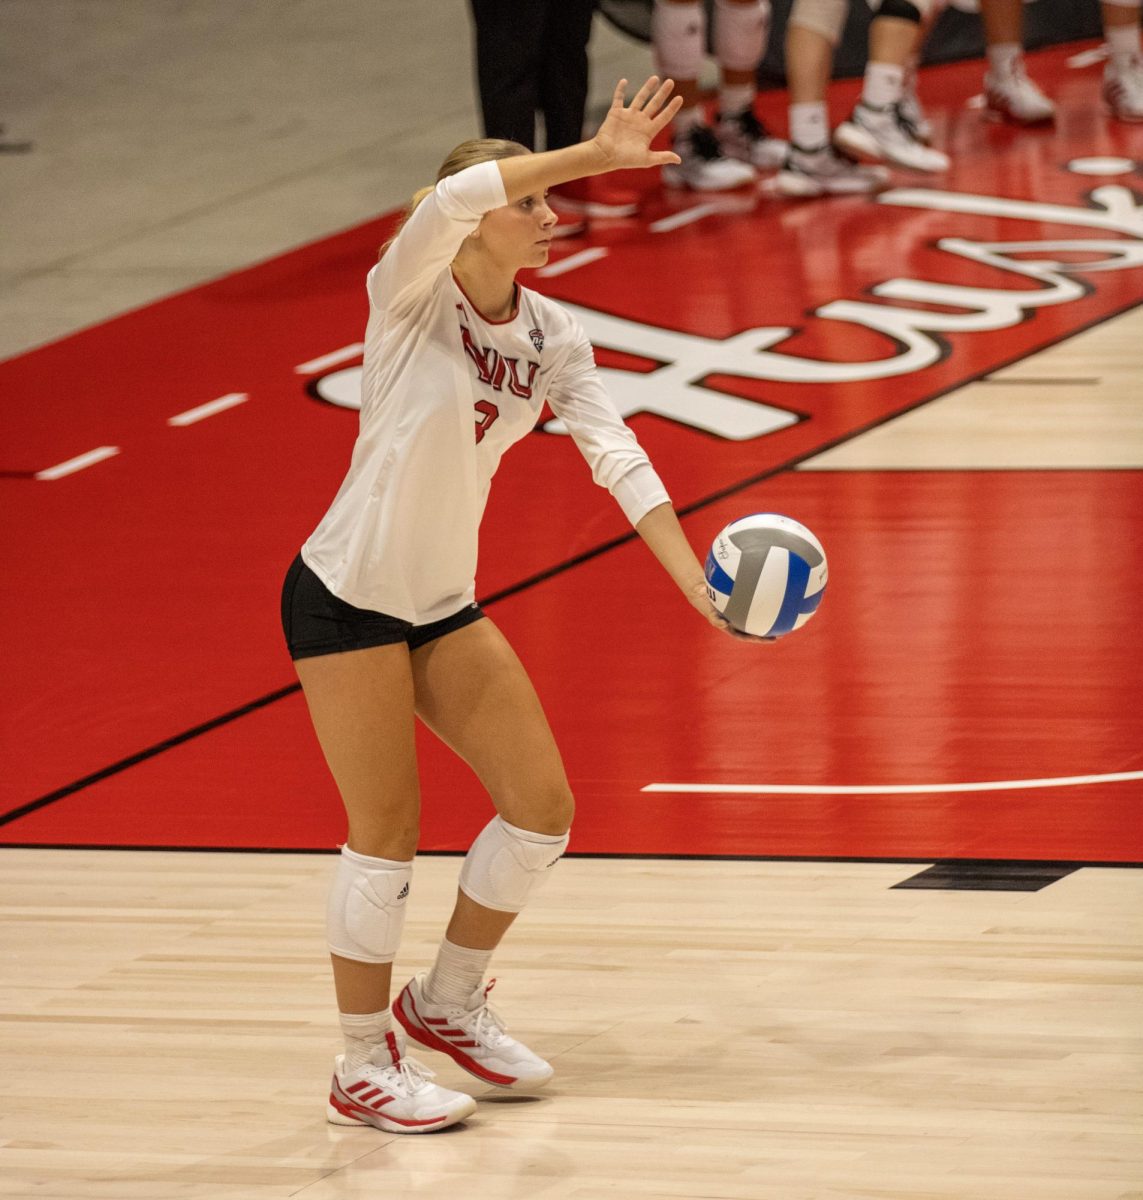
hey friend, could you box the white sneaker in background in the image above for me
[715,106,788,170]
[773,143,889,197]
[834,102,950,173]
[1103,56,1143,123]
[983,65,1056,124]
[662,124,757,191]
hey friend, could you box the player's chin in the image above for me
[533,241,553,264]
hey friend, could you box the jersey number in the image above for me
[474,399,499,444]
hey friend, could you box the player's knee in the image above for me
[347,813,420,862]
[326,846,413,964]
[714,0,770,73]
[652,0,705,79]
[502,783,574,837]
[459,815,570,913]
[788,0,849,45]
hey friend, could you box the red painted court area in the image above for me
[2,44,1141,861]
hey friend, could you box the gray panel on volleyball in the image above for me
[723,528,823,631]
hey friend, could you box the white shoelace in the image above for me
[459,998,509,1047]
[364,1053,436,1094]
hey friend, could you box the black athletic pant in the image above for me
[468,0,596,151]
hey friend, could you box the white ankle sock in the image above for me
[1107,23,1142,70]
[863,61,905,109]
[789,101,828,150]
[718,82,755,116]
[424,938,494,1008]
[339,1009,392,1072]
[987,42,1022,77]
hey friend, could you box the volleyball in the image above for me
[704,513,827,639]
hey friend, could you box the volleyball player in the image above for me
[651,0,787,190]
[776,0,948,197]
[280,76,750,1135]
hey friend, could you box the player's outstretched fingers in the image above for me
[643,77,676,118]
[649,93,685,137]
[610,79,629,110]
[630,75,661,111]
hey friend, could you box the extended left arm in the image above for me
[635,502,728,631]
[548,329,755,640]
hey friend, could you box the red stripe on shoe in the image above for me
[381,1111,451,1129]
[329,1091,364,1123]
[331,1080,450,1129]
[394,987,517,1087]
[337,1096,446,1128]
[358,1087,381,1101]
[346,1080,370,1095]
[330,1092,380,1122]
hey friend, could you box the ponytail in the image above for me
[380,138,530,256]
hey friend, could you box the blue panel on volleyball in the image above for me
[767,553,818,638]
[704,553,735,597]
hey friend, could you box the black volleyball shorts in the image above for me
[280,553,486,661]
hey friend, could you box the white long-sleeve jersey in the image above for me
[301,159,670,624]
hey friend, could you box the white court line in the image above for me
[294,343,364,375]
[643,771,1143,796]
[168,392,248,427]
[649,203,722,234]
[35,446,120,480]
[536,247,609,277]
[1068,46,1107,69]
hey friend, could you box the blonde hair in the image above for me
[380,137,530,256]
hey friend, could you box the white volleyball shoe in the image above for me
[326,1029,477,1134]
[394,974,554,1090]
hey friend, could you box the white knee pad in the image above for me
[788,0,849,46]
[458,816,570,914]
[715,0,770,72]
[652,0,705,79]
[326,846,412,964]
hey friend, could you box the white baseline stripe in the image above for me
[35,446,120,480]
[649,203,721,233]
[295,343,365,375]
[643,771,1143,796]
[1067,46,1107,69]
[168,392,248,427]
[536,247,609,277]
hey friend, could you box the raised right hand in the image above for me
[591,76,685,172]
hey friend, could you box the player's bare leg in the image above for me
[776,5,889,195]
[654,0,757,188]
[979,0,1056,122]
[294,644,477,1131]
[392,618,573,1088]
[834,2,949,172]
[1101,0,1143,121]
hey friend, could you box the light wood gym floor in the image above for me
[3,3,1141,1198]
